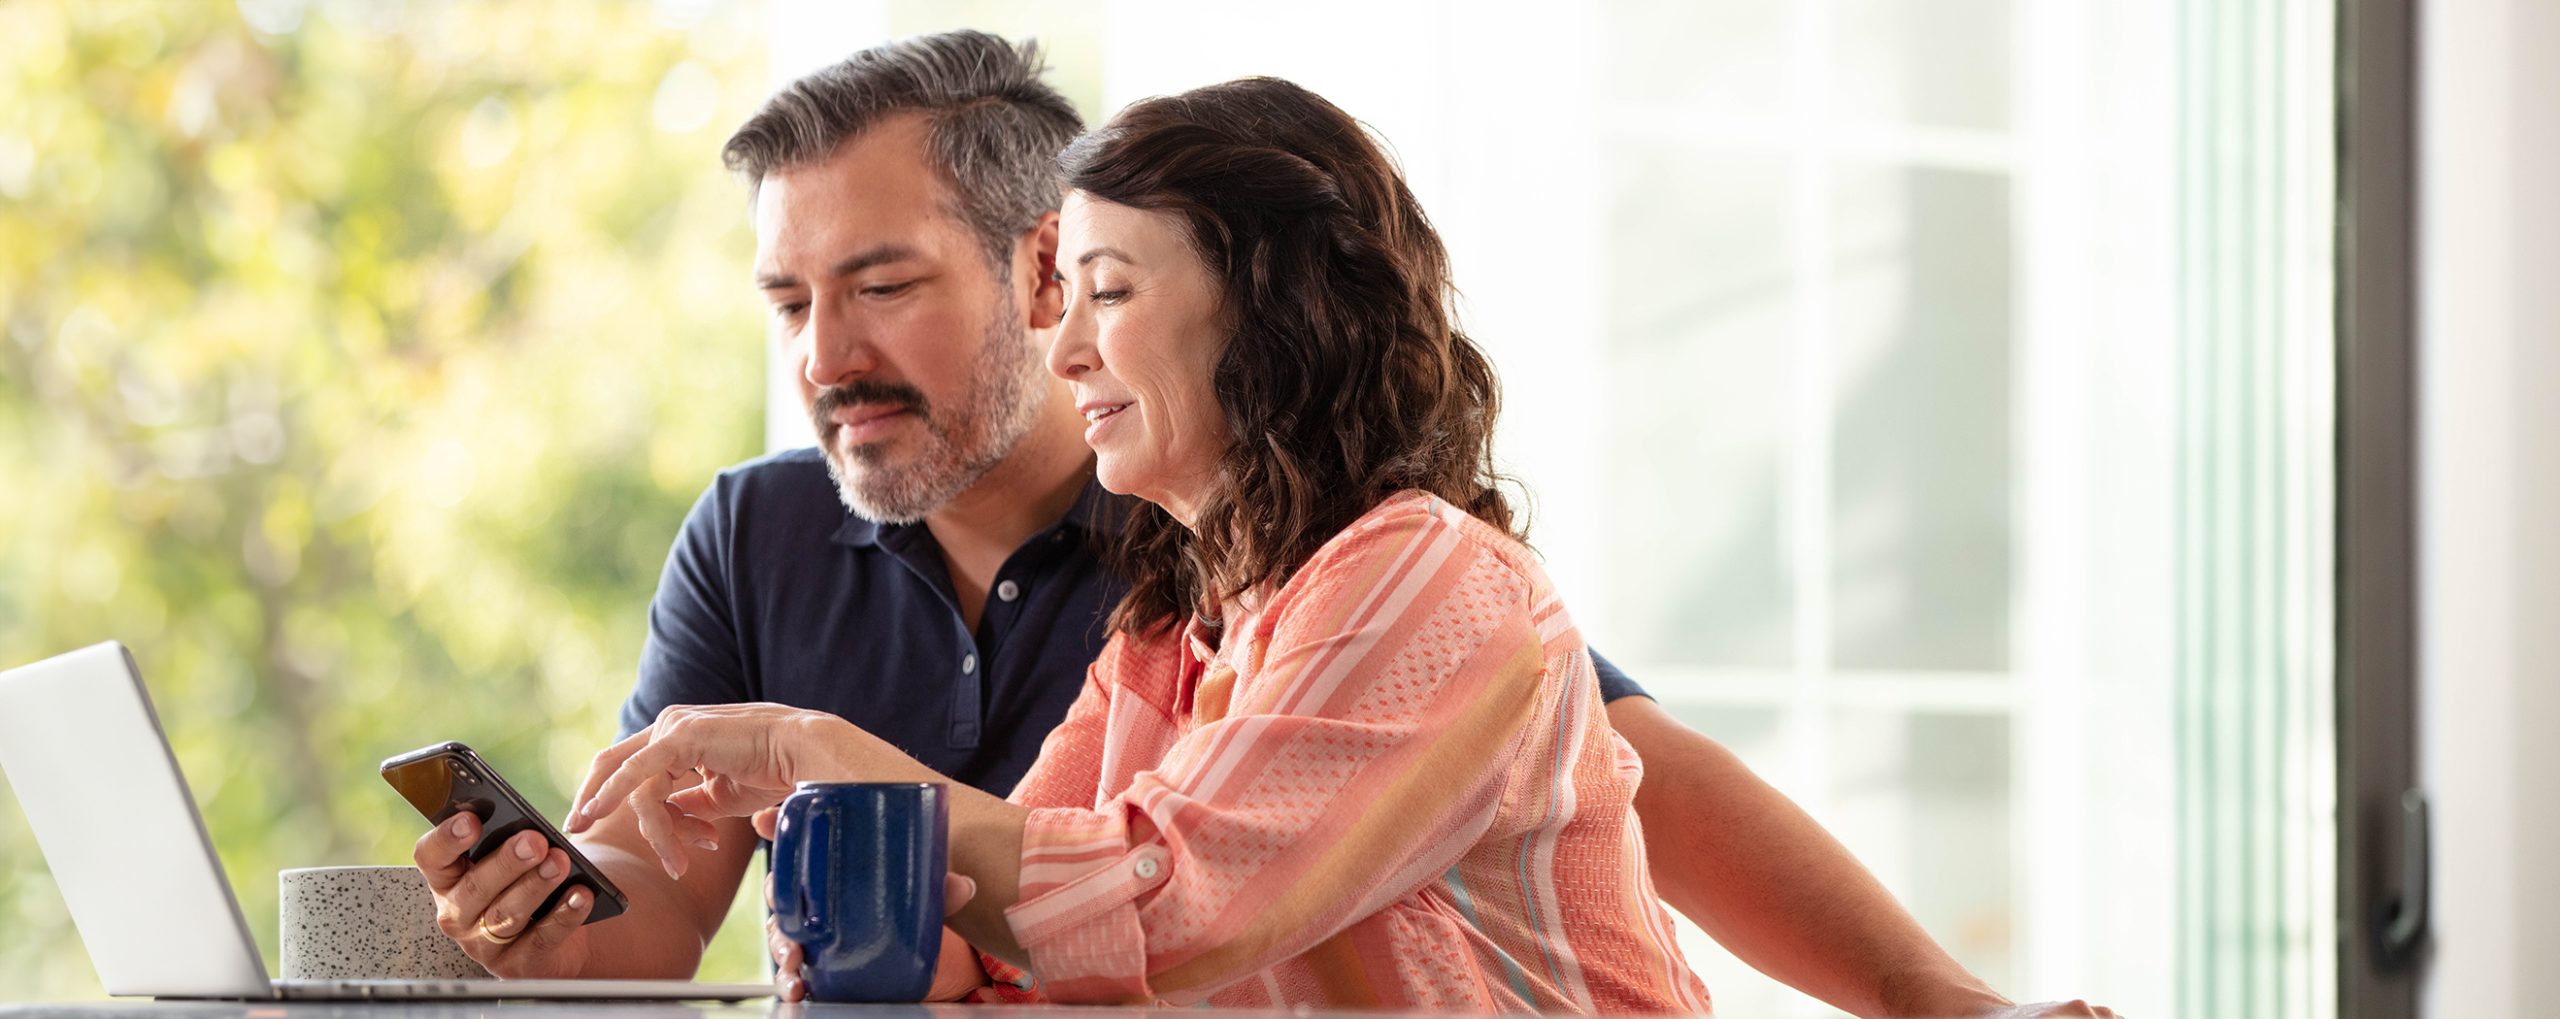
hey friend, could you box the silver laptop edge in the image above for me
[0,642,766,1002]
[274,978,767,1001]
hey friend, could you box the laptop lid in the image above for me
[0,642,275,999]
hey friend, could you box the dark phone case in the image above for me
[380,741,630,926]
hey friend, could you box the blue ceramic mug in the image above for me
[771,781,949,1002]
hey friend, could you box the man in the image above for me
[412,30,2091,1019]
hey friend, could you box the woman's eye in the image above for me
[1090,289,1128,305]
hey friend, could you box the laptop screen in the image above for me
[0,642,275,999]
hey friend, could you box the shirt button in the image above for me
[962,654,978,674]
[1133,858,1160,880]
[996,580,1021,602]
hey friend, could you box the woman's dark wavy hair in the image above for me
[1058,77,1520,637]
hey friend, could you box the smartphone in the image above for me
[380,741,629,926]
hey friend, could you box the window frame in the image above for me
[2335,0,2422,1014]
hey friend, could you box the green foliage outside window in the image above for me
[0,1,779,997]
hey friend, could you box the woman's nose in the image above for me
[1047,303,1097,380]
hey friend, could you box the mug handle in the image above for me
[772,796,832,941]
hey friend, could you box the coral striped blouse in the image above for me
[982,491,1711,1012]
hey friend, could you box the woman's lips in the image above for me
[1080,402,1130,445]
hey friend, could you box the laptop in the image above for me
[0,641,770,1001]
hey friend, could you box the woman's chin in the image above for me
[1098,471,1203,526]
[1092,460,1146,499]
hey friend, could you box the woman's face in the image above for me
[1048,191,1231,525]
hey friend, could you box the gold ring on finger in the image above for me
[476,917,521,946]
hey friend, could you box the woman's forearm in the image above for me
[1606,697,2010,1019]
[940,788,1029,964]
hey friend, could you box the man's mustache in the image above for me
[811,380,930,435]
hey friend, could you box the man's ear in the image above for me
[1024,211,1064,330]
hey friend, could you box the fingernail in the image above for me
[539,859,563,880]
[692,838,719,852]
[566,889,587,909]
[450,815,473,839]
[514,835,540,861]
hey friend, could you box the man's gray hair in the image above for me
[722,30,1083,269]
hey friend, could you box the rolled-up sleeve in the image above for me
[1003,807,1172,1002]
[997,500,1550,1004]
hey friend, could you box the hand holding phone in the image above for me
[382,741,630,928]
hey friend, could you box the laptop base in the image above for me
[264,978,770,1001]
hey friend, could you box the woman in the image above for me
[571,76,1710,1012]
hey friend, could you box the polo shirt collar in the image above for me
[831,512,884,548]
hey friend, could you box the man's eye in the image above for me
[860,281,916,298]
[771,301,808,320]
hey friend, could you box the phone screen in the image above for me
[380,741,629,926]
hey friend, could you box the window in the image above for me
[0,1,2344,1007]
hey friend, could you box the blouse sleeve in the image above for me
[1002,660,1116,813]
[1000,499,1550,1004]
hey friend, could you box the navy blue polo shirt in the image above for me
[620,447,1646,797]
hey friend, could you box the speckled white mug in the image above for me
[279,865,490,981]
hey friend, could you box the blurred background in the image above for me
[0,0,773,998]
[0,1,2349,1016]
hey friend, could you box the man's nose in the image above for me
[802,304,878,388]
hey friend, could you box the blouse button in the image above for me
[1133,858,1161,880]
[996,580,1021,602]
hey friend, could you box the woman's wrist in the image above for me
[784,712,867,785]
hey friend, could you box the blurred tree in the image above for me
[0,0,773,998]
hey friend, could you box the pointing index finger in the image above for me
[567,730,653,833]
[573,736,694,832]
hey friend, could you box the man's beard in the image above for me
[811,289,1047,524]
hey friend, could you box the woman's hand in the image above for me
[565,702,868,878]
